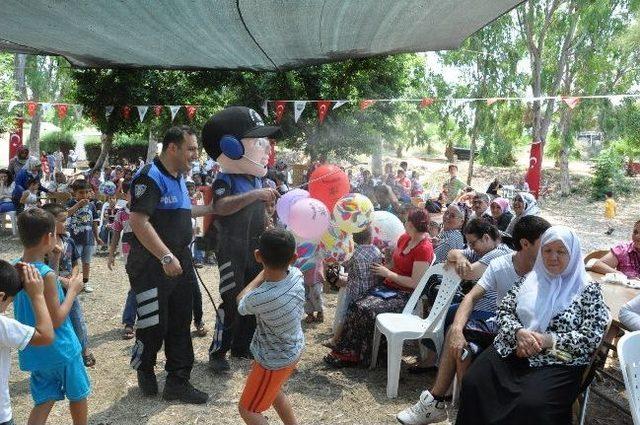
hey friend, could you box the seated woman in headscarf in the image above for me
[489,197,514,232]
[324,209,434,367]
[455,226,610,425]
[504,192,540,236]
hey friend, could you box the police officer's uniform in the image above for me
[208,172,265,358]
[127,157,196,383]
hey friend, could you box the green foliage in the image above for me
[0,53,16,132]
[39,131,76,154]
[590,146,632,199]
[84,133,149,163]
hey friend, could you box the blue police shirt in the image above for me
[128,158,193,263]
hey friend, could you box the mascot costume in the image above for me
[202,106,280,372]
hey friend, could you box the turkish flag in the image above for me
[122,105,132,120]
[153,105,163,117]
[27,101,37,117]
[185,105,198,121]
[9,117,24,159]
[359,99,376,110]
[419,98,434,108]
[317,101,332,124]
[56,104,68,120]
[562,97,580,110]
[274,101,286,123]
[525,140,544,198]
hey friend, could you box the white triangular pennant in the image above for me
[105,106,114,118]
[137,105,149,122]
[7,101,20,112]
[609,95,625,107]
[294,101,306,123]
[332,100,348,110]
[74,105,83,120]
[169,105,181,121]
[41,102,52,114]
[261,100,269,117]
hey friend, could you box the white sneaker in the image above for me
[83,284,94,293]
[397,390,448,425]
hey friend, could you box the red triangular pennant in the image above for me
[122,105,132,120]
[274,101,286,124]
[55,104,68,119]
[27,101,37,117]
[359,99,376,110]
[316,101,332,124]
[419,98,434,108]
[562,97,580,110]
[153,105,163,117]
[185,105,198,121]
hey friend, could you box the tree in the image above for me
[0,53,16,132]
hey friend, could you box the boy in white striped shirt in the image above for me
[237,228,305,425]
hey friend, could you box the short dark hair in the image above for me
[17,208,55,248]
[512,216,552,251]
[407,208,431,233]
[258,228,296,269]
[186,181,195,188]
[25,176,38,188]
[70,179,91,192]
[162,125,196,151]
[353,226,372,245]
[605,191,613,197]
[463,218,500,242]
[41,203,66,218]
[0,260,22,299]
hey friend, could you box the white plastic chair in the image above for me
[619,330,640,424]
[2,210,17,236]
[370,263,461,398]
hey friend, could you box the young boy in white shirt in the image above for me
[0,260,54,425]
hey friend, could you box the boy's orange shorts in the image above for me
[239,361,297,413]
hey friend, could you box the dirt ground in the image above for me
[3,161,639,424]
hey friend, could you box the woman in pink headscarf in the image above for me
[489,197,513,232]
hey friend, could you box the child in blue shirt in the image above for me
[66,179,103,293]
[13,208,90,424]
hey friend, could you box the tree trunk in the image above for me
[28,107,42,154]
[13,54,27,100]
[146,129,158,163]
[371,137,383,176]
[395,145,403,158]
[93,132,113,172]
[467,109,480,186]
[558,116,572,195]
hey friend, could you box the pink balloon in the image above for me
[276,189,310,226]
[288,198,330,241]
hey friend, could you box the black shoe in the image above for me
[407,365,438,375]
[230,350,253,359]
[209,353,230,372]
[162,380,209,404]
[137,370,158,396]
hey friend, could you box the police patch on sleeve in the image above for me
[135,184,147,198]
[215,187,226,196]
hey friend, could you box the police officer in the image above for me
[127,126,211,404]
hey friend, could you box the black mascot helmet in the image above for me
[201,106,280,161]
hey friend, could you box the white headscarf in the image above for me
[516,226,588,332]
[517,192,540,217]
[24,156,41,173]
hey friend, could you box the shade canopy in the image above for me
[0,0,523,71]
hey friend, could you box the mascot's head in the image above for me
[202,106,280,177]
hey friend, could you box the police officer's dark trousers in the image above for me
[129,250,195,383]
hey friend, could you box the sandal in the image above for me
[122,325,135,340]
[83,353,96,368]
[195,323,208,337]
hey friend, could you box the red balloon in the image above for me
[308,164,350,211]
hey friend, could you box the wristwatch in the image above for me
[161,253,174,265]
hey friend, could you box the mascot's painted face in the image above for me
[218,137,270,177]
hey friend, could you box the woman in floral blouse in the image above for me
[455,226,610,425]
